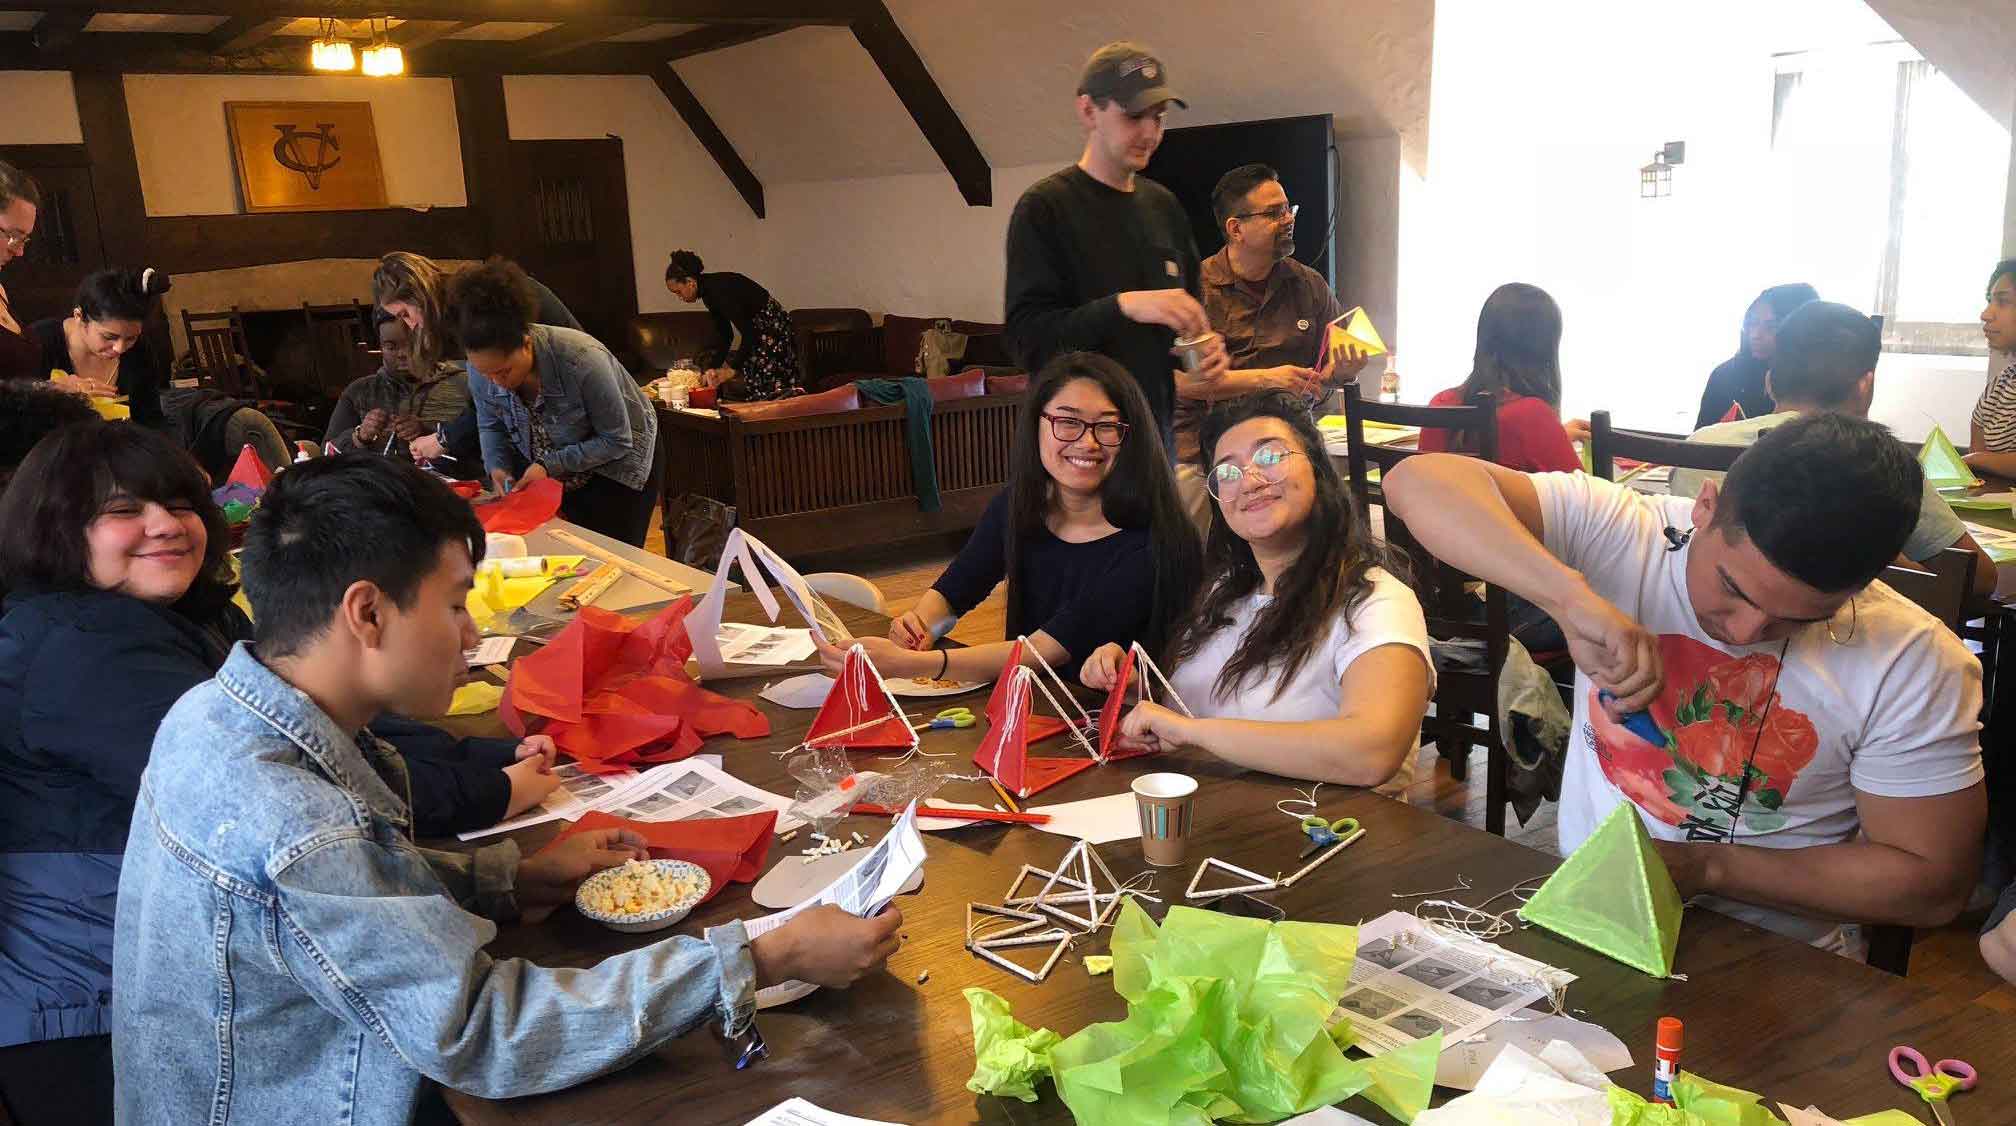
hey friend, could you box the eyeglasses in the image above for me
[1040,412,1131,447]
[1234,203,1298,224]
[0,226,30,250]
[1207,443,1304,500]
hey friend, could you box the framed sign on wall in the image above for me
[224,100,388,213]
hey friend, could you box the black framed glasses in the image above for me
[1207,443,1304,500]
[1040,412,1131,447]
[0,226,30,250]
[1234,203,1298,224]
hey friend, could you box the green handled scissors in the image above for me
[922,707,975,731]
[1299,815,1361,857]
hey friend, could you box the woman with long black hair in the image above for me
[1418,282,1579,473]
[28,267,171,427]
[820,351,1201,682]
[1695,282,1819,428]
[1081,391,1431,785]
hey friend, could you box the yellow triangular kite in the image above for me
[1322,306,1387,369]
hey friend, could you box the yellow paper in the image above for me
[465,554,585,622]
[446,680,504,716]
[1342,306,1388,355]
[89,397,131,421]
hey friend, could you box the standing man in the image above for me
[1004,41,1229,450]
[1174,163,1372,522]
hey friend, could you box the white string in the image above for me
[1275,782,1323,822]
[1391,875,1474,899]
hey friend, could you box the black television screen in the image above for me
[1142,113,1335,286]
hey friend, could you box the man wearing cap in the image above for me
[1004,41,1229,449]
[1172,162,1373,524]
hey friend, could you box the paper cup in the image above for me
[1174,332,1220,373]
[1131,772,1198,867]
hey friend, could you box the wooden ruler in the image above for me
[557,564,622,610]
[546,529,691,598]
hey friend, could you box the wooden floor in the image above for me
[646,517,2016,1013]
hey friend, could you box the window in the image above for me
[1770,43,2009,355]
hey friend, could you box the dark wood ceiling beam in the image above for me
[656,23,788,62]
[649,66,763,218]
[390,20,480,49]
[848,1,989,206]
[518,19,651,60]
[31,10,89,53]
[0,0,860,24]
[0,31,740,76]
[208,15,293,54]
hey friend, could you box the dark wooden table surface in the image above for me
[442,595,2015,1125]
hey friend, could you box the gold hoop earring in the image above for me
[1826,595,1857,645]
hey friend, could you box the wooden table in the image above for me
[442,596,2016,1125]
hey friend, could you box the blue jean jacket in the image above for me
[113,644,755,1125]
[470,323,659,491]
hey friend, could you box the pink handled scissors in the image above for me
[1889,1045,1976,1125]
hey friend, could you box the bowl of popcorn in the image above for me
[575,858,711,933]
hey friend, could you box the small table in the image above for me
[440,596,2016,1126]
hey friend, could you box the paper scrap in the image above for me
[465,636,516,666]
[1779,1107,1851,1126]
[457,757,790,841]
[761,672,836,709]
[740,1097,901,1126]
[1435,1008,1632,1090]
[446,680,504,716]
[1025,792,1140,845]
[747,802,926,1009]
[1416,1043,1613,1125]
[1338,910,1574,1057]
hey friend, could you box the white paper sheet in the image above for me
[686,529,852,678]
[741,1098,901,1126]
[455,756,781,840]
[455,761,650,840]
[1776,1106,1852,1126]
[464,636,517,666]
[1434,1008,1632,1090]
[761,673,836,709]
[1335,911,1572,1057]
[747,802,927,1009]
[717,622,817,666]
[1414,1043,1614,1125]
[1026,792,1140,845]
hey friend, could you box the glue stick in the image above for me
[1651,1016,1683,1104]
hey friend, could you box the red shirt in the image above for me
[1418,389,1580,473]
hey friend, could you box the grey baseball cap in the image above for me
[1078,42,1187,113]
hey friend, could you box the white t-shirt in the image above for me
[1169,568,1434,722]
[1534,472,1983,942]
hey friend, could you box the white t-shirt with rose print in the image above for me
[1532,472,1982,944]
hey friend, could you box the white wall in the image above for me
[122,74,466,216]
[0,72,82,144]
[503,73,765,319]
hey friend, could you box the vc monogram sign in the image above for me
[270,123,344,190]
[226,101,386,213]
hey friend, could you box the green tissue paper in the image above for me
[964,987,1061,1102]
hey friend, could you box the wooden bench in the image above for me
[657,390,1022,557]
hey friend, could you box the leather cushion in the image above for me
[721,384,860,421]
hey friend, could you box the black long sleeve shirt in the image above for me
[29,317,166,429]
[696,271,775,371]
[1003,166,1201,437]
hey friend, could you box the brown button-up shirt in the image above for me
[1178,247,1345,461]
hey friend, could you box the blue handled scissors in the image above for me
[922,707,975,730]
[1889,1045,1976,1125]
[1298,815,1361,857]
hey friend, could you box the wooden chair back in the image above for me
[1882,547,1976,632]
[1589,410,1743,480]
[179,307,255,398]
[1342,383,1516,833]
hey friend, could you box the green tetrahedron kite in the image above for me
[1518,802,1683,977]
[1919,424,1981,491]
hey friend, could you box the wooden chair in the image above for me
[180,306,256,398]
[1588,410,1744,481]
[301,300,374,401]
[1341,383,1516,834]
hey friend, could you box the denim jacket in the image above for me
[470,324,659,491]
[113,643,756,1125]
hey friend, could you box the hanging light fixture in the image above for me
[360,17,405,77]
[310,19,355,72]
[1638,141,1686,199]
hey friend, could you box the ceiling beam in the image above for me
[390,19,480,49]
[208,15,292,54]
[649,65,763,218]
[657,23,788,62]
[0,31,768,76]
[849,1,989,206]
[31,10,89,54]
[518,19,652,60]
[0,0,860,24]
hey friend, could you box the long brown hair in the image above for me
[1171,391,1402,703]
[372,251,451,373]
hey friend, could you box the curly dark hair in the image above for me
[665,250,705,283]
[443,257,538,354]
[0,380,98,487]
[1171,391,1404,703]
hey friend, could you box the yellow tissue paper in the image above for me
[447,681,504,716]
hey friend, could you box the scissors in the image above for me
[922,707,975,731]
[1888,1045,1976,1125]
[1298,815,1361,858]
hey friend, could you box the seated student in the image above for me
[449,259,663,546]
[1696,283,1819,429]
[0,427,556,1124]
[1385,414,1984,957]
[1964,258,2016,473]
[0,378,94,488]
[325,308,477,470]
[28,267,170,428]
[1418,283,1580,473]
[823,352,1202,682]
[1671,300,1997,601]
[1079,391,1431,785]
[112,454,901,1123]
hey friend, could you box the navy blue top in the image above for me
[930,492,1155,662]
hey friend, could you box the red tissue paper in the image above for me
[539,808,776,904]
[501,599,771,771]
[474,477,563,534]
